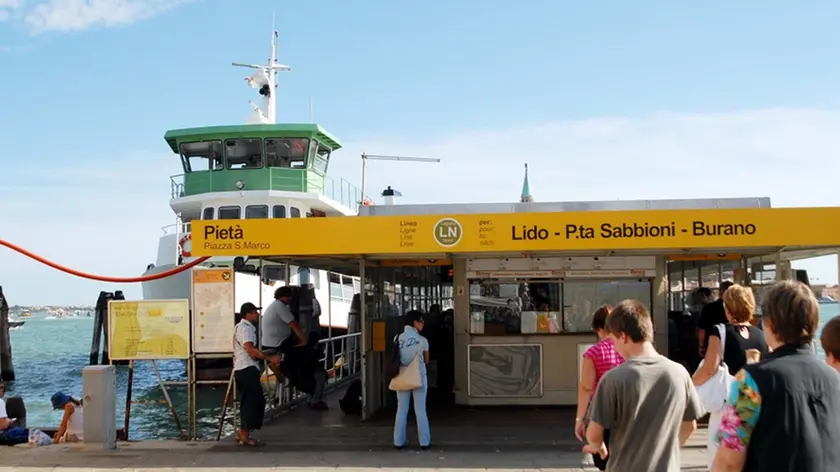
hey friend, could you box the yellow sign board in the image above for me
[108,300,190,360]
[379,259,452,267]
[668,253,741,262]
[191,207,840,257]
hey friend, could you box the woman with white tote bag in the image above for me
[692,285,768,470]
[390,310,432,450]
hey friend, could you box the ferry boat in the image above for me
[140,28,363,348]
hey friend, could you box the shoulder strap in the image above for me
[717,323,727,358]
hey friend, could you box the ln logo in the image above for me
[433,218,463,247]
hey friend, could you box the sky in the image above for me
[1,0,840,305]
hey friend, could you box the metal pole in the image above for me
[360,153,367,208]
[359,258,367,421]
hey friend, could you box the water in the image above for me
[5,306,840,439]
[5,312,230,439]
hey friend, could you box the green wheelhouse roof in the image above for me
[163,123,343,153]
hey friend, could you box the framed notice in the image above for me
[108,299,190,360]
[191,268,236,354]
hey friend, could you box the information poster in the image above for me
[108,300,190,360]
[191,268,235,353]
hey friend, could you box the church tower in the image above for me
[520,163,534,203]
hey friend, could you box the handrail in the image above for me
[169,169,369,209]
[263,332,361,413]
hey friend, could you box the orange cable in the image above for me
[0,239,210,283]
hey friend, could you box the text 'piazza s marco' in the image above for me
[511,220,758,241]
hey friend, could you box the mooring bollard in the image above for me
[0,285,15,381]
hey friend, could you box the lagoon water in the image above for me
[6,312,229,439]
[5,304,840,439]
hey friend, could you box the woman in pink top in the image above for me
[575,304,624,471]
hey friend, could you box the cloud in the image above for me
[3,108,840,305]
[334,108,840,208]
[0,0,20,21]
[20,0,193,33]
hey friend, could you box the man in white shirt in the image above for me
[0,382,10,431]
[233,302,279,447]
[261,286,307,353]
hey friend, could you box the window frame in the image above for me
[201,207,215,220]
[272,205,287,218]
[224,138,264,170]
[245,204,269,219]
[179,141,224,173]
[265,137,310,170]
[217,205,242,220]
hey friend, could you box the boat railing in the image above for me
[161,222,191,235]
[265,331,361,413]
[169,170,366,210]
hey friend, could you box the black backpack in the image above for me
[339,379,362,415]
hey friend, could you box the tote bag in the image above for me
[389,354,422,392]
[694,323,735,413]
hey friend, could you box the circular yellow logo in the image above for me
[433,218,463,248]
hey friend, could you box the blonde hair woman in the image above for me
[691,284,768,470]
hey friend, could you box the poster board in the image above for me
[108,299,190,360]
[191,268,236,354]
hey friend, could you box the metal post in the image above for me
[359,258,367,420]
[360,153,367,208]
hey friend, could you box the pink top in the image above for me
[583,338,624,391]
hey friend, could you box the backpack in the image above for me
[384,336,402,379]
[339,379,362,415]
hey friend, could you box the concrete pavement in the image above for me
[0,429,710,471]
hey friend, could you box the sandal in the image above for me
[239,437,265,447]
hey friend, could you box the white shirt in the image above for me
[68,406,84,439]
[233,319,260,372]
[261,299,295,347]
[0,397,7,420]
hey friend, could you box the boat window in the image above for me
[272,205,286,218]
[262,265,285,283]
[180,141,223,172]
[225,139,263,170]
[265,138,309,169]
[328,272,343,300]
[245,205,268,219]
[218,206,241,220]
[290,207,301,218]
[202,207,215,220]
[313,143,330,173]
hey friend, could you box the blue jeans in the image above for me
[393,382,431,447]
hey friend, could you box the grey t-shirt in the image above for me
[260,299,295,348]
[589,355,705,472]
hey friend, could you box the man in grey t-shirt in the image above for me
[585,299,705,472]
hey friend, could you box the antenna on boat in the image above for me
[233,14,291,124]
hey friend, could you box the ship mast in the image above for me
[232,14,291,125]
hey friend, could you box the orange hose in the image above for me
[0,239,210,283]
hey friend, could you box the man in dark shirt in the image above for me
[698,281,732,356]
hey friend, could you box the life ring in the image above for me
[179,234,192,258]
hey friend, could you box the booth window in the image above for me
[562,280,652,333]
[180,141,223,172]
[468,279,561,335]
[217,206,241,220]
[245,205,268,219]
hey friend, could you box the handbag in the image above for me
[695,323,735,413]
[389,353,422,392]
